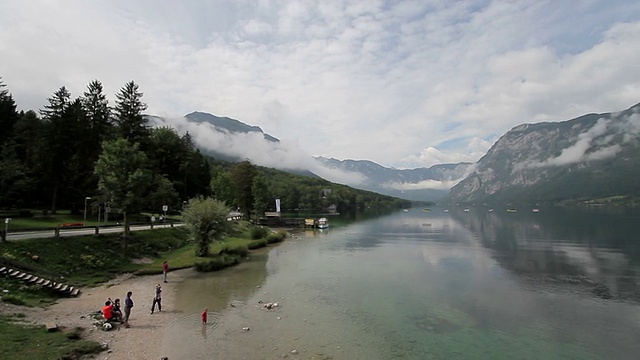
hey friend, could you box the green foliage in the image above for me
[266,230,287,244]
[229,160,258,216]
[250,226,269,239]
[220,244,249,257]
[0,315,103,360]
[182,197,230,257]
[194,254,240,272]
[247,239,267,249]
[114,80,149,144]
[94,138,152,215]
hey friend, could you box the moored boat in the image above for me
[316,217,329,229]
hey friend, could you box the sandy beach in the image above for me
[13,268,194,360]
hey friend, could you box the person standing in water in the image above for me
[201,308,208,324]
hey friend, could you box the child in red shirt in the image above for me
[201,308,208,324]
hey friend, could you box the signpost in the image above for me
[3,218,10,242]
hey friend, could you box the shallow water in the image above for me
[162,206,640,359]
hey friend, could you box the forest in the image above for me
[0,77,410,219]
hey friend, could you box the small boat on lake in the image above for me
[316,217,329,229]
[507,208,518,213]
[422,208,431,212]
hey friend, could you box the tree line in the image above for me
[0,76,410,220]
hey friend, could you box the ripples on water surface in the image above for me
[166,206,640,359]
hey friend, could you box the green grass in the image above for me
[0,314,103,360]
[1,222,286,303]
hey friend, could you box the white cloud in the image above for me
[524,110,640,168]
[382,178,463,191]
[1,0,640,170]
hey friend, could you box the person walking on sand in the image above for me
[162,260,169,283]
[124,291,134,328]
[150,284,162,314]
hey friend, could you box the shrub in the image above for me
[250,226,268,239]
[220,245,249,257]
[194,254,240,272]
[247,239,267,249]
[266,230,287,244]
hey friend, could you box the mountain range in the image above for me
[148,102,640,204]
[449,102,640,204]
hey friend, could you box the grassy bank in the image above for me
[0,314,103,360]
[0,222,286,359]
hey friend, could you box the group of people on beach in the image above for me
[101,291,134,328]
[100,260,171,328]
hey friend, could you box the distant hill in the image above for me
[449,102,640,205]
[315,157,473,202]
[184,111,279,143]
[147,112,470,202]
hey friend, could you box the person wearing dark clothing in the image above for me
[150,284,162,314]
[124,291,134,328]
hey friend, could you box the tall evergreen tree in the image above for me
[114,81,149,146]
[82,79,114,144]
[39,87,74,213]
[0,76,19,148]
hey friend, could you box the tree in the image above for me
[39,87,76,213]
[0,76,19,148]
[182,197,229,257]
[211,172,236,206]
[252,174,271,221]
[94,138,152,254]
[114,81,149,146]
[145,174,180,215]
[229,160,257,216]
[82,80,114,151]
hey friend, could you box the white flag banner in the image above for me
[275,199,281,213]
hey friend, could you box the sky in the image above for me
[2,0,640,170]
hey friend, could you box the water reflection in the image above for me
[174,247,270,313]
[448,205,640,302]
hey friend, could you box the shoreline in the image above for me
[31,268,195,360]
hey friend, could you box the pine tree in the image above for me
[114,81,149,146]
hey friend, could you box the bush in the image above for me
[220,245,249,257]
[250,226,268,239]
[194,254,240,272]
[266,230,287,244]
[247,239,267,249]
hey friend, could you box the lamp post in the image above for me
[84,197,91,222]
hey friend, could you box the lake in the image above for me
[162,206,640,359]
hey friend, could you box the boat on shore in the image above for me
[316,217,329,229]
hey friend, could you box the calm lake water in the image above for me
[164,206,640,359]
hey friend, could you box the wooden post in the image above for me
[54,227,60,238]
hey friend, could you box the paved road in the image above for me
[5,223,181,241]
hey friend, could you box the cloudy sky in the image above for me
[2,0,640,169]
